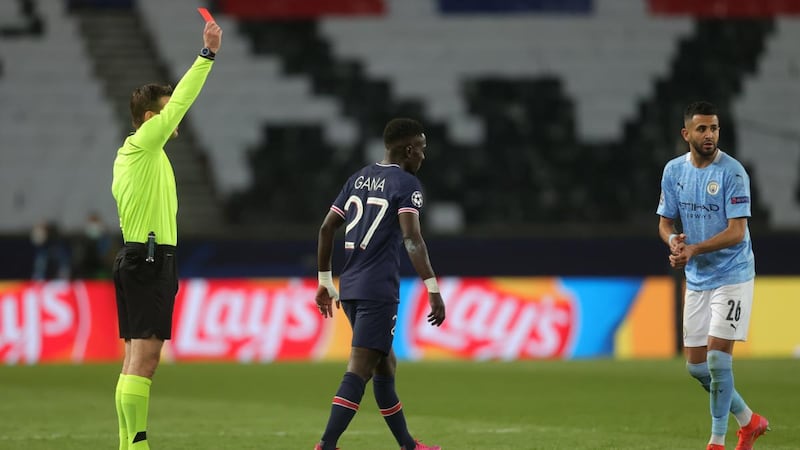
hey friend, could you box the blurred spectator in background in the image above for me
[72,212,118,279]
[30,221,71,280]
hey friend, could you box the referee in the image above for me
[110,20,221,450]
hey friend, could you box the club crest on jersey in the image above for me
[707,181,720,195]
[411,191,423,208]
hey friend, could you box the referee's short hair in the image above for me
[130,83,174,129]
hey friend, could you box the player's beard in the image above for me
[691,138,717,158]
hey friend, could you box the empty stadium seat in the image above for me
[0,0,118,232]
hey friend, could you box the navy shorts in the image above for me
[341,300,398,355]
[112,243,179,340]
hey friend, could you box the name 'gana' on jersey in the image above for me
[354,176,386,192]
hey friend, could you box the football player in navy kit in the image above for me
[313,118,445,450]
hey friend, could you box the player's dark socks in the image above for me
[320,372,366,450]
[373,375,416,449]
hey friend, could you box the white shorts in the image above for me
[683,279,754,347]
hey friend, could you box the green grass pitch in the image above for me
[1,359,798,449]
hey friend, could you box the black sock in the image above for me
[320,372,366,450]
[374,375,416,449]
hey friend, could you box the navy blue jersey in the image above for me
[330,163,424,302]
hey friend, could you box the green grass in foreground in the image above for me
[0,359,798,449]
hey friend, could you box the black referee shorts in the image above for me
[112,243,179,340]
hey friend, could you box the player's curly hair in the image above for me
[130,83,174,129]
[383,118,424,147]
[684,101,718,122]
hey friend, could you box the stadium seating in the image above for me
[69,2,228,234]
[0,0,119,232]
[223,0,693,228]
[2,0,797,236]
[138,0,359,196]
[618,19,774,223]
[321,0,690,142]
[0,0,44,37]
[734,18,800,229]
[225,0,774,228]
[225,123,363,225]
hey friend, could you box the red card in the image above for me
[197,7,215,23]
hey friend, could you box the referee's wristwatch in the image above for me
[199,47,216,60]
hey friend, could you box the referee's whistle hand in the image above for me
[203,21,222,53]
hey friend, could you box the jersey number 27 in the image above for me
[344,195,389,250]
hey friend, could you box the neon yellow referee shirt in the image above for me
[112,56,214,246]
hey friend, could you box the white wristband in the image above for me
[423,277,439,294]
[318,270,339,300]
[318,271,333,284]
[668,234,678,246]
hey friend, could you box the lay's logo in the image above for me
[408,278,576,360]
[0,281,119,364]
[172,279,328,362]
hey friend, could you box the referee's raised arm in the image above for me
[130,20,222,151]
[109,16,222,450]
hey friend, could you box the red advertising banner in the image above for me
[0,281,119,364]
[402,278,577,360]
[0,279,344,364]
[649,0,800,17]
[3,277,791,365]
[0,278,651,364]
[170,278,333,362]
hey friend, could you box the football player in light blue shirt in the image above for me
[657,101,768,450]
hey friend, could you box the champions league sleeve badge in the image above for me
[411,191,424,208]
